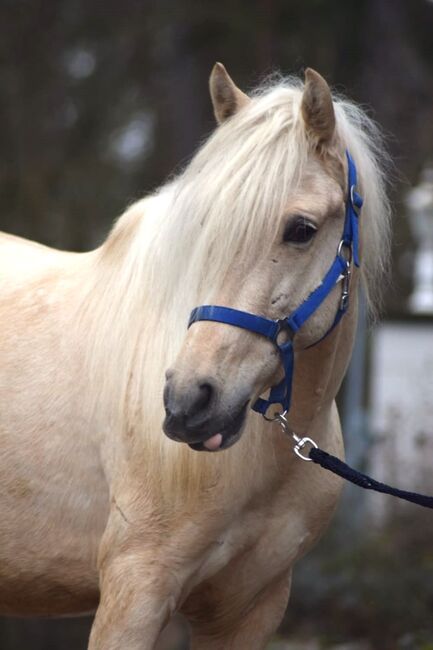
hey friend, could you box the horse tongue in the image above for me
[203,433,223,451]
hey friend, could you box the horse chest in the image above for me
[185,491,309,597]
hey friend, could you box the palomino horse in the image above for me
[0,64,390,648]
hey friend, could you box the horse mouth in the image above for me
[187,401,249,453]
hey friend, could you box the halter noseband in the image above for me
[188,150,363,419]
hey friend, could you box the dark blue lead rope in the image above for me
[309,447,433,510]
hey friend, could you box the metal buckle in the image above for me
[337,240,352,311]
[275,413,318,462]
[340,265,351,311]
[350,185,361,214]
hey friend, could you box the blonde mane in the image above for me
[78,76,391,502]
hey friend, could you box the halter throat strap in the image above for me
[188,150,363,418]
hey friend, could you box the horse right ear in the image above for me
[209,63,250,124]
[301,68,336,146]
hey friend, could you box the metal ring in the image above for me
[337,240,352,265]
[263,407,287,423]
[273,318,295,345]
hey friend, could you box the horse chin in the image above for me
[187,401,249,453]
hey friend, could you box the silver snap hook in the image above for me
[293,436,318,461]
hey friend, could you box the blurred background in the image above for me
[1,0,433,648]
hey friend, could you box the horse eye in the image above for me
[283,217,317,244]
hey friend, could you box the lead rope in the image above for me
[275,414,433,510]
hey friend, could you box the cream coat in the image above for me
[0,67,390,649]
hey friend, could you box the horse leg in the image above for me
[88,552,180,650]
[186,571,292,650]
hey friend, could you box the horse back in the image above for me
[0,231,77,285]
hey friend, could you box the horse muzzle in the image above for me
[162,375,249,452]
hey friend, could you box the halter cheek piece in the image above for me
[188,150,363,419]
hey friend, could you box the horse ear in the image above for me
[209,62,250,124]
[301,68,336,146]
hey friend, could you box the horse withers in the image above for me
[0,64,390,648]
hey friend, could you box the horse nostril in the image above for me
[163,377,217,433]
[198,382,213,408]
[186,380,215,419]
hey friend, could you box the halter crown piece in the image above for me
[188,151,363,420]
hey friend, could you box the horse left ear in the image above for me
[209,62,250,124]
[301,68,336,146]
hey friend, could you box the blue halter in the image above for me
[188,151,363,419]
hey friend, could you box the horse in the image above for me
[0,63,390,649]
